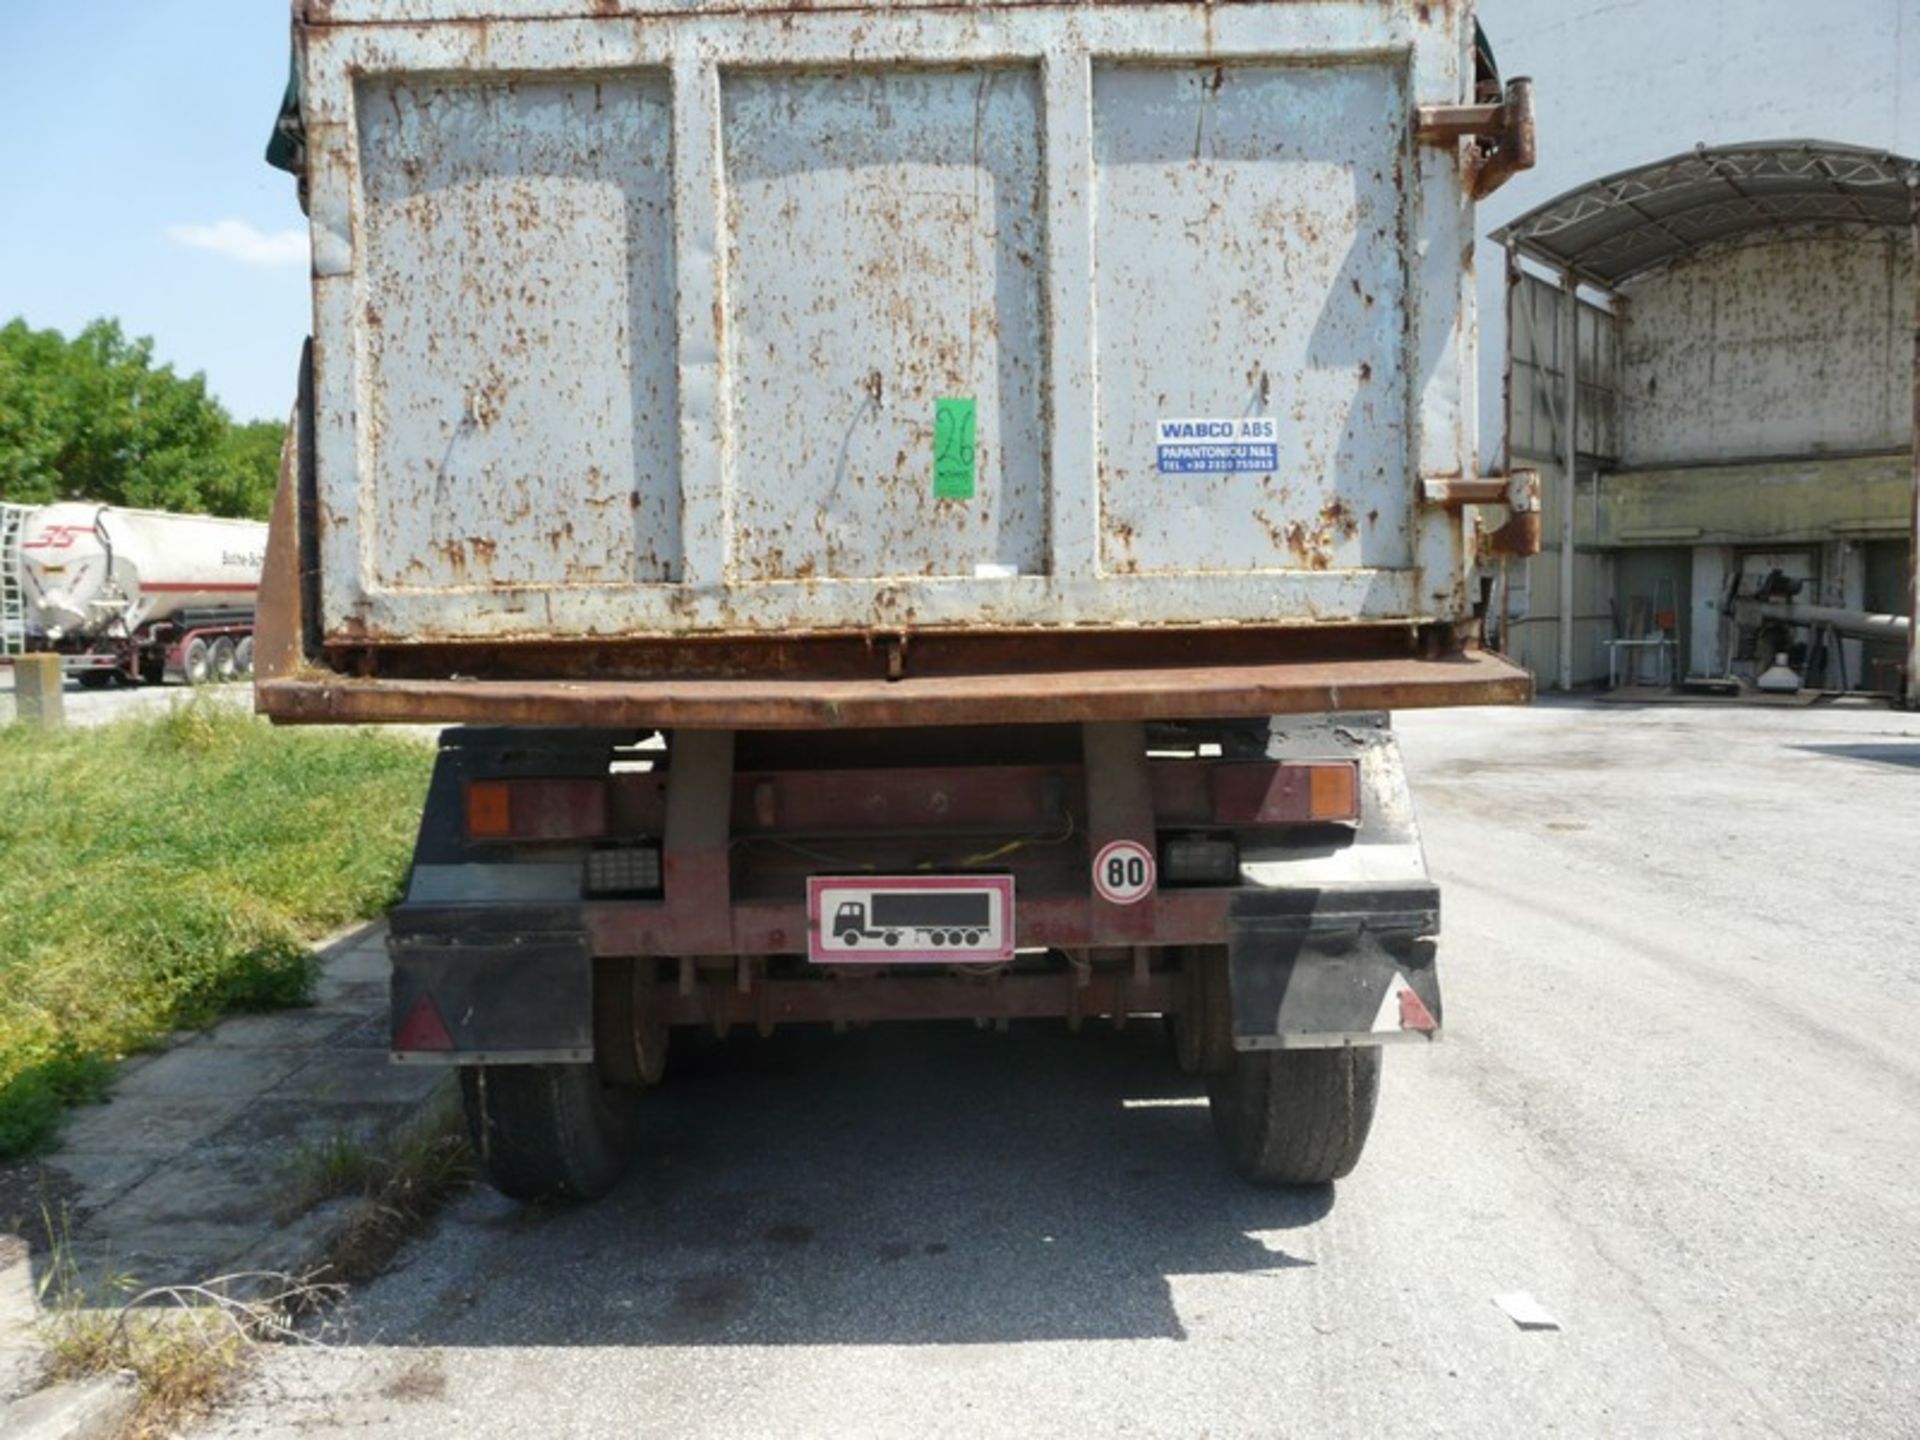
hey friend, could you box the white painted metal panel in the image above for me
[357,76,681,591]
[721,69,1049,582]
[1620,234,1915,468]
[1090,61,1411,575]
[301,3,1481,644]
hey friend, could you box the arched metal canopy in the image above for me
[1492,141,1920,288]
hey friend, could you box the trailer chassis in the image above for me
[388,715,1441,1196]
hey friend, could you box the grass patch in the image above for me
[0,702,432,1157]
[277,1085,474,1284]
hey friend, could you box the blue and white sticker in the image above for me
[1155,417,1279,475]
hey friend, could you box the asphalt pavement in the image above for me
[200,698,1920,1439]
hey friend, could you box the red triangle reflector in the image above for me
[395,993,455,1052]
[1398,984,1438,1034]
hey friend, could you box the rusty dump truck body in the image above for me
[261,0,1535,1199]
[257,0,1536,725]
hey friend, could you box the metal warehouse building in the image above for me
[1471,0,1918,704]
[1492,143,1916,698]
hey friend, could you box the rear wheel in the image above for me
[234,635,254,678]
[1207,1046,1381,1185]
[210,637,238,683]
[459,1063,637,1202]
[1170,945,1235,1076]
[183,637,212,686]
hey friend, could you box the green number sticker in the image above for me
[933,397,977,501]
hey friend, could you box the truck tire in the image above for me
[1207,1046,1381,1185]
[210,636,238,683]
[459,1064,637,1202]
[183,636,212,686]
[234,636,254,677]
[1171,945,1234,1076]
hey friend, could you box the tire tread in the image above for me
[459,1064,635,1202]
[1207,1047,1380,1185]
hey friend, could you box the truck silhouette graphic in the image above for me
[831,891,992,948]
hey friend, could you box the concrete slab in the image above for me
[0,1238,42,1404]
[306,980,388,1017]
[199,1011,369,1051]
[36,1153,165,1212]
[0,1374,137,1440]
[99,1043,311,1100]
[201,1099,394,1156]
[6,921,447,1316]
[275,1050,445,1108]
[56,1095,255,1157]
[101,1155,288,1233]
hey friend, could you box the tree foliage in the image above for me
[0,318,284,521]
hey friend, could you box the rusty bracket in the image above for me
[1421,471,1542,560]
[1416,77,1535,200]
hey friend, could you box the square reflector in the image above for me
[1307,763,1359,822]
[466,780,511,838]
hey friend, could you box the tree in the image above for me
[0,318,284,521]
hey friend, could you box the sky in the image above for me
[0,0,1912,431]
[0,2,307,422]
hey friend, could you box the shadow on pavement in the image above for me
[1794,742,1920,771]
[357,1022,1336,1349]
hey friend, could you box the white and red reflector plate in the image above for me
[808,876,1014,964]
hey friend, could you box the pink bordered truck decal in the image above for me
[808,875,1015,964]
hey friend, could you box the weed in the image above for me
[36,1205,343,1440]
[305,1087,474,1288]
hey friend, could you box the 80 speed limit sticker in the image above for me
[1092,839,1156,905]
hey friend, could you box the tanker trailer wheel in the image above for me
[459,1063,636,1202]
[234,636,254,678]
[1206,1046,1381,1185]
[209,637,239,684]
[183,636,212,687]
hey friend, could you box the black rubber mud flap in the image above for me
[390,931,594,1063]
[1227,886,1442,1049]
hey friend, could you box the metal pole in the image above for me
[1559,269,1578,691]
[1500,241,1518,658]
[1907,182,1919,709]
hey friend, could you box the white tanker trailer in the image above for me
[5,502,268,686]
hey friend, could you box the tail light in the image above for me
[463,778,608,841]
[1210,761,1361,826]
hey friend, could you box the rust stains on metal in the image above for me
[258,644,1532,731]
[1416,77,1535,199]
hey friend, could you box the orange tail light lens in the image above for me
[1307,763,1359,822]
[465,780,512,838]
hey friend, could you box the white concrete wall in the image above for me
[1618,235,1915,468]
[1472,0,1920,466]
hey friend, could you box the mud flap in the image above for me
[389,930,594,1065]
[1226,886,1442,1049]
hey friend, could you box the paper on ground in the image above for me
[1493,1291,1561,1330]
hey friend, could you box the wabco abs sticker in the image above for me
[1156,417,1279,475]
